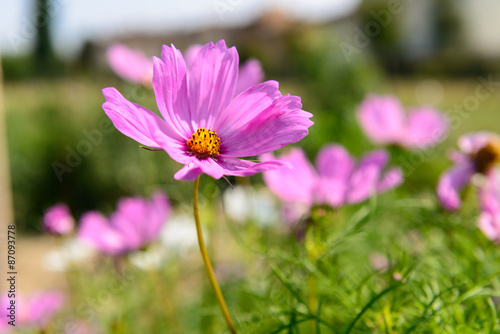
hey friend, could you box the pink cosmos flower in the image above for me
[357,94,448,149]
[43,203,75,235]
[78,192,170,255]
[107,44,154,87]
[437,132,500,210]
[261,145,403,221]
[1,291,64,332]
[437,132,500,241]
[102,40,312,180]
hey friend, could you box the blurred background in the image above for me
[2,0,500,329]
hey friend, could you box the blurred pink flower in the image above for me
[78,192,170,255]
[43,203,75,235]
[102,40,312,181]
[107,44,154,87]
[261,145,403,221]
[437,132,500,241]
[1,291,64,331]
[357,94,448,149]
[477,173,500,242]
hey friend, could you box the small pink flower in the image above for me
[437,132,500,210]
[78,192,170,255]
[43,203,75,235]
[261,145,402,221]
[1,291,64,331]
[107,44,154,87]
[103,40,312,180]
[437,132,500,241]
[357,94,448,149]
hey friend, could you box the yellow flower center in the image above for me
[474,139,500,173]
[186,128,221,159]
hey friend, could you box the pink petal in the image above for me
[478,171,500,214]
[110,193,169,251]
[107,44,153,85]
[27,292,64,328]
[174,160,203,181]
[357,95,405,145]
[153,44,193,137]
[314,144,355,206]
[346,150,389,204]
[186,46,263,96]
[215,156,287,177]
[403,108,448,149]
[316,144,354,180]
[436,161,475,211]
[218,82,313,157]
[111,198,149,250]
[102,87,191,164]
[477,172,500,241]
[184,44,202,70]
[78,212,126,255]
[215,81,281,133]
[377,167,403,193]
[261,148,318,205]
[478,211,500,241]
[43,203,74,235]
[234,58,264,96]
[187,40,239,129]
[458,131,497,154]
[182,155,288,180]
[447,150,468,164]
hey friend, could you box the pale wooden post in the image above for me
[0,53,14,228]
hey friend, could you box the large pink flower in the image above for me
[107,44,154,87]
[437,132,500,241]
[1,291,64,332]
[261,145,403,221]
[357,94,448,149]
[103,40,312,181]
[78,192,170,255]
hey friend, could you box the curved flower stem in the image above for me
[193,176,236,334]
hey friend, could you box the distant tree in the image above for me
[34,0,55,74]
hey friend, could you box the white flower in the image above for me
[223,186,279,227]
[42,238,94,272]
[160,214,205,256]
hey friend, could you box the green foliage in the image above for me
[42,189,500,333]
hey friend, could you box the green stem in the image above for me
[308,272,318,333]
[193,176,236,334]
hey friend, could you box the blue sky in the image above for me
[0,0,360,58]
